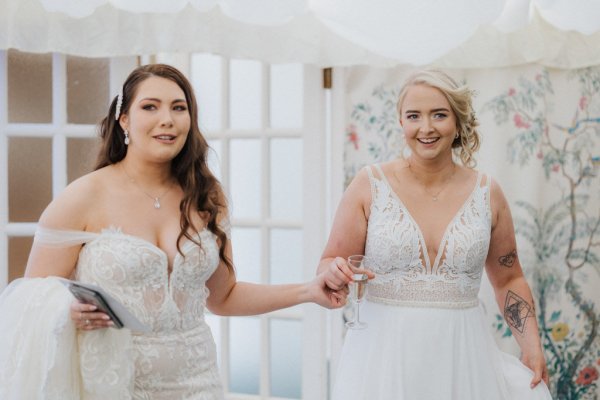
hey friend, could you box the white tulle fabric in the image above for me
[0,225,227,399]
[331,165,552,400]
[3,0,600,68]
[0,277,134,399]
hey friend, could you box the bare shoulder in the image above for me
[38,167,113,230]
[486,175,509,206]
[345,164,375,203]
[485,175,511,227]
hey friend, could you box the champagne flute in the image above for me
[345,255,369,330]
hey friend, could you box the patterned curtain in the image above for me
[343,65,600,399]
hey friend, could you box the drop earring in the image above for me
[124,129,130,145]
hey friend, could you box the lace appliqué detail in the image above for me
[74,226,223,398]
[364,166,491,309]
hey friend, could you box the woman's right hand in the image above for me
[322,257,375,291]
[70,300,114,330]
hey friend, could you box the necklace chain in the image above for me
[121,165,172,209]
[407,162,456,201]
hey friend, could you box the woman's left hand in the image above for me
[521,348,549,388]
[70,300,114,330]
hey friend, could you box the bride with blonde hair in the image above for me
[320,69,553,399]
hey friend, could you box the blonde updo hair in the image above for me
[396,69,480,168]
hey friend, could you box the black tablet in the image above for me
[67,283,124,329]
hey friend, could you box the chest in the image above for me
[77,231,220,290]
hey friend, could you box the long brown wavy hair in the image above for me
[95,64,233,273]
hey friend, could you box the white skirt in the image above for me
[332,301,553,400]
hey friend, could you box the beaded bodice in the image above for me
[364,165,491,309]
[33,226,224,398]
[74,227,219,333]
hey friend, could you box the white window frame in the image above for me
[0,53,137,289]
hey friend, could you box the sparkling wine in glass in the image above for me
[346,255,369,330]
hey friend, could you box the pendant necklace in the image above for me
[408,162,456,202]
[122,165,172,209]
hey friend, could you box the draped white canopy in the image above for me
[1,0,600,67]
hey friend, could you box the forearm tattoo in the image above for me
[498,249,517,268]
[504,290,533,336]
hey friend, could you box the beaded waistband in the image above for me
[366,294,479,309]
[366,279,480,309]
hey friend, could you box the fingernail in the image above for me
[108,321,114,326]
[89,305,97,311]
[102,315,110,320]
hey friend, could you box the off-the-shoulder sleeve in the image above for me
[34,226,100,248]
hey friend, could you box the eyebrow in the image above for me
[404,107,450,114]
[139,97,187,103]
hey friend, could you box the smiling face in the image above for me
[399,84,457,163]
[119,76,191,164]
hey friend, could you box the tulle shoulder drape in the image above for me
[34,226,101,248]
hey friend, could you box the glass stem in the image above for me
[356,302,360,323]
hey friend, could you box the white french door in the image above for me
[180,54,330,400]
[0,51,137,286]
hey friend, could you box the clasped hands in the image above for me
[319,257,375,306]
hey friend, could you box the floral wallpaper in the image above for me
[342,65,600,399]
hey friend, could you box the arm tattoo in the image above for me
[498,249,517,268]
[504,290,533,336]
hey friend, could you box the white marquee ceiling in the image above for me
[1,0,600,68]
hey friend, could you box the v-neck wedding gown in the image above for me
[0,226,223,399]
[331,165,552,400]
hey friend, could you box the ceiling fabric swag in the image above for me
[1,0,600,68]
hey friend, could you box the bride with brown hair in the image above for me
[320,69,553,399]
[0,63,346,399]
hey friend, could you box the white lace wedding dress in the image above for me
[0,226,224,400]
[332,165,552,400]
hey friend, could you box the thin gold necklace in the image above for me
[407,162,456,201]
[121,164,173,209]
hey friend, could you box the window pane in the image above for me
[191,54,223,132]
[270,229,302,285]
[207,139,222,181]
[270,138,302,220]
[270,64,303,129]
[230,59,262,130]
[67,137,101,184]
[8,237,33,283]
[231,228,261,283]
[229,317,260,395]
[8,137,52,222]
[270,319,302,398]
[67,56,110,124]
[7,50,52,123]
[230,139,261,219]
